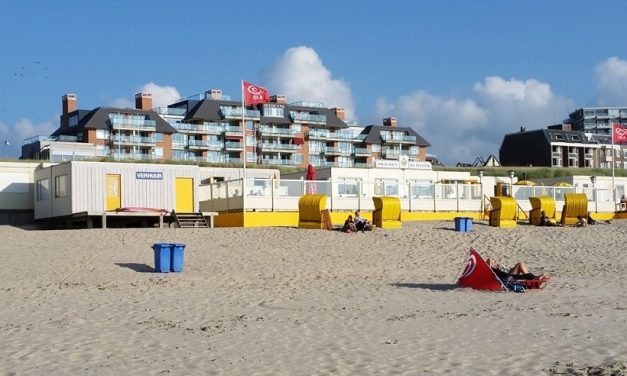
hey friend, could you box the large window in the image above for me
[154,133,164,142]
[96,129,110,140]
[262,104,284,118]
[55,175,68,198]
[36,179,50,201]
[153,147,164,158]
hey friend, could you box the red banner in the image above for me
[243,81,270,105]
[613,123,627,144]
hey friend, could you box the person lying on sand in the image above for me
[486,258,547,281]
[539,211,557,227]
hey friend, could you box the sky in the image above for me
[1,0,627,164]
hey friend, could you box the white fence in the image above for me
[199,178,620,214]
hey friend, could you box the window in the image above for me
[262,104,284,118]
[554,134,565,141]
[96,129,109,140]
[69,114,79,127]
[246,121,254,130]
[55,175,68,198]
[36,179,50,201]
[292,124,301,133]
[153,147,164,158]
[571,135,581,142]
[375,178,398,196]
[371,144,381,152]
[154,133,164,142]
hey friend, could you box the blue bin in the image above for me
[152,243,172,273]
[170,243,186,272]
[464,217,474,232]
[454,217,465,232]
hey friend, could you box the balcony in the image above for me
[112,152,153,161]
[224,125,243,137]
[354,147,370,156]
[260,159,301,166]
[259,143,302,153]
[171,141,187,150]
[188,139,211,149]
[324,147,341,156]
[220,106,261,120]
[381,134,417,144]
[225,141,243,150]
[568,152,578,158]
[259,126,298,137]
[307,130,330,140]
[382,149,401,158]
[110,135,156,146]
[109,116,156,131]
[289,111,326,124]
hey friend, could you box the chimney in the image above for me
[383,117,397,127]
[205,89,222,100]
[333,107,345,121]
[520,126,526,132]
[135,92,153,110]
[271,95,286,104]
[61,94,77,129]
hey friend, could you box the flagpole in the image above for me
[241,80,246,181]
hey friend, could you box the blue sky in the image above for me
[1,0,627,163]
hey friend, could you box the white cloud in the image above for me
[0,118,56,158]
[263,46,356,121]
[376,76,573,165]
[594,56,627,105]
[110,82,181,109]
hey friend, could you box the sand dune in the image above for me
[1,220,626,375]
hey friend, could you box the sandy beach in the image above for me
[1,220,626,375]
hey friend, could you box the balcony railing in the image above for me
[260,159,301,166]
[110,135,156,145]
[220,106,261,119]
[23,135,79,144]
[289,111,326,124]
[109,117,156,130]
[354,147,370,156]
[111,152,153,161]
[381,134,417,143]
[225,141,243,150]
[224,125,243,136]
[259,143,302,151]
[259,126,298,136]
[155,107,187,116]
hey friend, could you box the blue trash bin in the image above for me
[152,243,172,273]
[170,243,186,272]
[454,217,465,232]
[464,217,474,232]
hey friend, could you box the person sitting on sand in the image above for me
[342,215,357,233]
[575,215,587,227]
[353,210,371,231]
[586,212,611,225]
[539,211,557,227]
[486,258,543,281]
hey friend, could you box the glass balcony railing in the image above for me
[259,126,297,136]
[289,111,327,124]
[111,152,153,161]
[188,139,211,148]
[381,134,417,143]
[354,147,370,155]
[109,116,156,129]
[259,143,302,151]
[225,141,243,149]
[23,135,79,144]
[224,125,243,134]
[220,106,261,119]
[260,159,301,166]
[155,107,187,116]
[110,135,156,145]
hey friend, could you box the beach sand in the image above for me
[1,220,626,375]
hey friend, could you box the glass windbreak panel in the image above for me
[337,178,360,197]
[36,179,50,201]
[554,187,575,201]
[410,181,433,198]
[512,186,533,201]
[277,180,302,197]
[309,181,330,195]
[227,179,243,198]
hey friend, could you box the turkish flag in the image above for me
[457,248,505,291]
[613,123,627,144]
[243,81,270,105]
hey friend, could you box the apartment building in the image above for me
[21,93,176,161]
[499,125,626,169]
[22,90,431,168]
[568,107,627,135]
[159,90,430,168]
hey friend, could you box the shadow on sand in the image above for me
[390,282,457,291]
[115,263,154,273]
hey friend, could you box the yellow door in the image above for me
[106,174,121,211]
[175,178,194,213]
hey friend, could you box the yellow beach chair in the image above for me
[489,196,517,228]
[372,196,402,229]
[560,193,588,226]
[528,196,556,226]
[298,194,329,229]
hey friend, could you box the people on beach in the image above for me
[586,212,611,225]
[575,215,587,227]
[353,210,371,231]
[539,211,557,227]
[486,258,541,281]
[342,215,357,233]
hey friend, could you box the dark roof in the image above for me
[52,107,176,136]
[180,98,349,128]
[504,128,612,145]
[359,125,431,147]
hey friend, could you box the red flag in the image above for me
[243,81,270,105]
[612,123,627,144]
[457,248,505,291]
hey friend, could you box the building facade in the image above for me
[568,107,627,135]
[22,90,431,168]
[499,125,626,169]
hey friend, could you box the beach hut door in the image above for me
[106,174,121,211]
[175,177,194,213]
